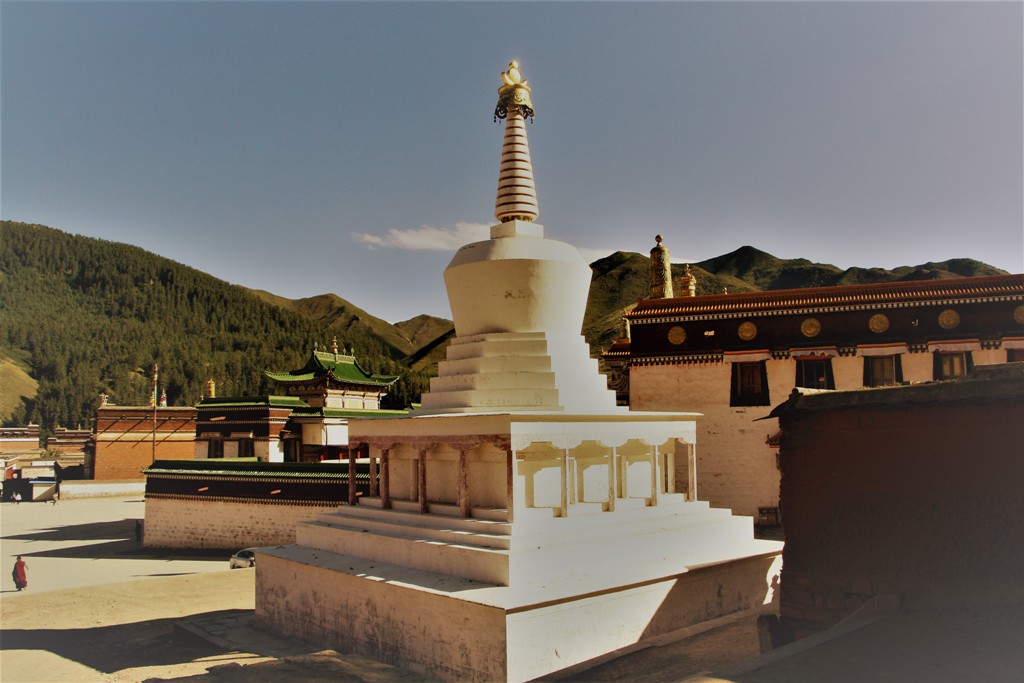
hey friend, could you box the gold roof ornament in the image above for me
[494,60,534,122]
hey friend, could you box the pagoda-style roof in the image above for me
[265,350,399,388]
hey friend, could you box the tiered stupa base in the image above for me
[256,412,783,682]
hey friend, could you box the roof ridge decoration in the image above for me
[265,348,398,387]
[493,61,539,224]
[627,273,1024,319]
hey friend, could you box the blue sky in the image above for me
[3,1,1021,323]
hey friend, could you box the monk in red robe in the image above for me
[12,555,27,591]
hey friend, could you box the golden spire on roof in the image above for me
[494,61,539,224]
[649,235,674,299]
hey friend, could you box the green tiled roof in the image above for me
[265,350,399,387]
[289,406,408,419]
[196,395,310,409]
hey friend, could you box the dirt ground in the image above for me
[0,496,766,682]
[6,496,1016,682]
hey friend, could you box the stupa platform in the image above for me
[256,410,783,682]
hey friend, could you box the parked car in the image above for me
[229,548,257,569]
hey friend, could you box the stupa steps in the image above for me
[293,503,755,587]
[420,387,562,410]
[435,354,552,376]
[296,521,511,585]
[303,515,512,551]
[311,498,737,549]
[317,504,513,536]
[429,370,557,392]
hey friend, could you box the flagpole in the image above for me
[151,363,158,464]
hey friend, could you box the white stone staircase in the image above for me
[293,499,757,589]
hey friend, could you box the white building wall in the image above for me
[631,345,1013,518]
[631,362,779,518]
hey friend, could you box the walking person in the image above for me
[12,555,27,591]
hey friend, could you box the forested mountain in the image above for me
[0,221,432,433]
[1,221,1008,436]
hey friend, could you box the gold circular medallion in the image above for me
[737,321,757,341]
[800,317,821,338]
[868,313,890,334]
[938,309,960,330]
[667,325,686,345]
[1014,304,1024,325]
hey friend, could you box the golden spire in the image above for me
[494,61,539,224]
[649,235,674,298]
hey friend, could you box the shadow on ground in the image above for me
[14,539,233,562]
[143,652,430,682]
[3,519,138,542]
[0,610,244,673]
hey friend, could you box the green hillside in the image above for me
[2,221,1008,435]
[0,221,430,433]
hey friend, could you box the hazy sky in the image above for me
[3,1,1021,323]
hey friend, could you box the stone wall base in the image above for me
[256,546,781,682]
[144,497,338,549]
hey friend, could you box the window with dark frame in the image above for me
[795,358,835,390]
[208,438,224,459]
[863,355,903,387]
[237,439,255,458]
[730,361,770,406]
[1009,349,1024,363]
[934,351,972,380]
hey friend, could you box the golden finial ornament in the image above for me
[493,60,539,223]
[495,60,534,122]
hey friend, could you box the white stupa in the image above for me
[257,61,782,683]
[421,61,616,415]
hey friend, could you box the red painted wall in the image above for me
[776,366,1024,639]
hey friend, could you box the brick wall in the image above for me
[144,496,337,549]
[93,406,197,480]
[93,439,196,480]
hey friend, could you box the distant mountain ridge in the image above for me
[581,245,1007,352]
[0,221,1008,434]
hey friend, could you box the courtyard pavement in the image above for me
[0,495,767,682]
[6,495,1016,682]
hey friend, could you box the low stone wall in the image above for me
[144,496,338,549]
[62,480,146,499]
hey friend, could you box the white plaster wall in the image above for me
[143,497,337,548]
[467,445,506,509]
[257,552,509,682]
[325,423,349,445]
[630,362,780,517]
[256,547,780,683]
[902,352,934,383]
[428,446,458,504]
[390,445,418,502]
[302,422,325,446]
[833,356,862,390]
[256,440,286,462]
[974,349,1005,367]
